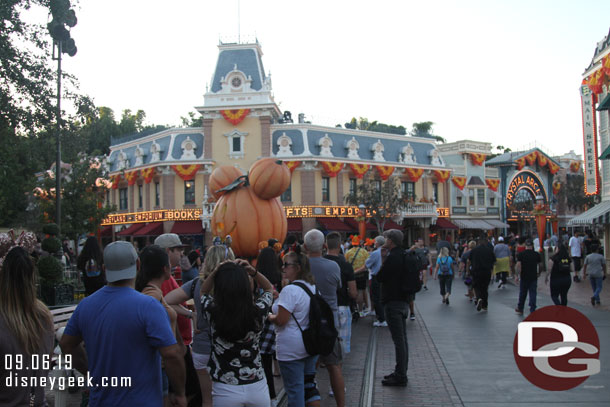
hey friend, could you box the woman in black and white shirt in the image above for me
[200,259,273,407]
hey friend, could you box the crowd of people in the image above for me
[0,227,607,406]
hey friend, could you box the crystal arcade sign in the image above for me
[506,170,548,208]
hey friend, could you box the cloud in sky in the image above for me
[44,0,610,157]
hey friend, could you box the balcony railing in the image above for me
[401,203,438,218]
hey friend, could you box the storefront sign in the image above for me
[436,207,450,217]
[506,170,547,208]
[284,205,364,218]
[581,85,600,195]
[102,209,203,225]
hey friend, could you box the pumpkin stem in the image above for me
[215,175,248,194]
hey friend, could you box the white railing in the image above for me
[401,203,437,218]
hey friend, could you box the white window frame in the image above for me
[224,129,248,159]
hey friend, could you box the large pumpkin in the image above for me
[209,166,243,200]
[211,187,287,258]
[249,159,291,200]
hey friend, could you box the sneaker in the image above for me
[476,299,483,312]
[384,372,397,380]
[446,297,449,305]
[423,285,428,290]
[373,321,382,327]
[498,282,503,289]
[379,321,388,327]
[329,387,346,397]
[382,376,407,387]
[515,308,523,315]
[410,313,415,321]
[591,297,596,306]
[596,300,601,305]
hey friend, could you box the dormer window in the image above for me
[224,129,248,159]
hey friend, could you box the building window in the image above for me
[401,181,415,200]
[138,184,143,208]
[432,183,439,203]
[155,182,160,207]
[281,183,292,202]
[119,188,128,210]
[185,180,195,205]
[232,136,241,152]
[489,196,495,206]
[477,189,485,206]
[456,195,463,206]
[375,180,381,199]
[469,189,475,207]
[349,179,357,195]
[322,177,330,202]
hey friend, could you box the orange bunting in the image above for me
[485,178,500,192]
[321,161,344,177]
[376,165,394,180]
[548,161,560,175]
[470,153,486,166]
[125,170,139,186]
[284,161,301,173]
[111,174,122,189]
[141,167,156,184]
[537,152,548,167]
[586,69,605,95]
[603,54,610,77]
[525,151,538,166]
[349,163,370,179]
[570,161,581,173]
[451,176,466,190]
[405,168,424,182]
[220,109,251,125]
[552,181,561,195]
[432,170,450,183]
[171,164,202,181]
[515,157,526,170]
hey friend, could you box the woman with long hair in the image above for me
[77,236,106,296]
[0,247,54,406]
[268,250,321,407]
[546,243,573,306]
[165,244,235,407]
[200,259,273,406]
[434,246,455,305]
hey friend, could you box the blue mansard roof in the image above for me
[210,44,266,93]
[270,124,447,168]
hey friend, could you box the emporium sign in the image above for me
[580,85,600,195]
[102,209,203,225]
[506,171,547,208]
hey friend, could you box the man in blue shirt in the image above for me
[60,241,186,407]
[366,235,386,326]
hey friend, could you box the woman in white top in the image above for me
[268,250,321,407]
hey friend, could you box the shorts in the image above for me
[192,350,211,371]
[406,293,415,303]
[356,276,368,290]
[319,339,343,366]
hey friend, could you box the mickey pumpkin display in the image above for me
[211,159,290,258]
[208,165,244,200]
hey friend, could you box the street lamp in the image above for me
[358,204,366,240]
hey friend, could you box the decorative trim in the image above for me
[223,129,248,159]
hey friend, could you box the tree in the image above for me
[119,109,146,135]
[36,154,116,240]
[411,121,445,143]
[181,111,203,127]
[344,173,404,235]
[344,117,406,135]
[560,174,598,212]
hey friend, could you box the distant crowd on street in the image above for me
[0,226,607,407]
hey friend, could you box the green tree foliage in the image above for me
[181,111,203,127]
[344,117,406,135]
[344,173,404,235]
[559,174,598,212]
[410,121,445,143]
[36,154,116,240]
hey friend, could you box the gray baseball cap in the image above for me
[103,241,138,282]
[154,233,187,249]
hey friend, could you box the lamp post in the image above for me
[533,195,547,257]
[358,204,366,241]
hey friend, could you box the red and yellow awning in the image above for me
[485,178,500,192]
[451,176,466,190]
[125,170,139,186]
[171,164,202,181]
[470,153,486,166]
[111,174,122,189]
[141,167,156,184]
[432,170,450,183]
[552,181,561,195]
[321,161,344,177]
[405,168,424,182]
[349,163,370,179]
[376,165,394,180]
[284,161,301,173]
[570,161,581,173]
[220,109,250,125]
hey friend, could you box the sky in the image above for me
[31,0,610,157]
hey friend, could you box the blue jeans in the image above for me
[383,301,409,380]
[279,355,319,407]
[517,279,538,313]
[590,277,603,302]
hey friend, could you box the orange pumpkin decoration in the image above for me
[211,187,287,258]
[248,159,291,200]
[209,166,243,200]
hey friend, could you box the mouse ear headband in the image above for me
[0,230,37,268]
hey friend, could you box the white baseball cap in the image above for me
[103,241,138,282]
[154,233,187,249]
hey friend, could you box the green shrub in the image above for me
[37,255,63,284]
[42,223,59,236]
[41,236,62,254]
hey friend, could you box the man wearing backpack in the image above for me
[376,229,410,387]
[304,229,346,406]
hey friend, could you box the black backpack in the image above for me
[402,250,423,294]
[291,282,338,356]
